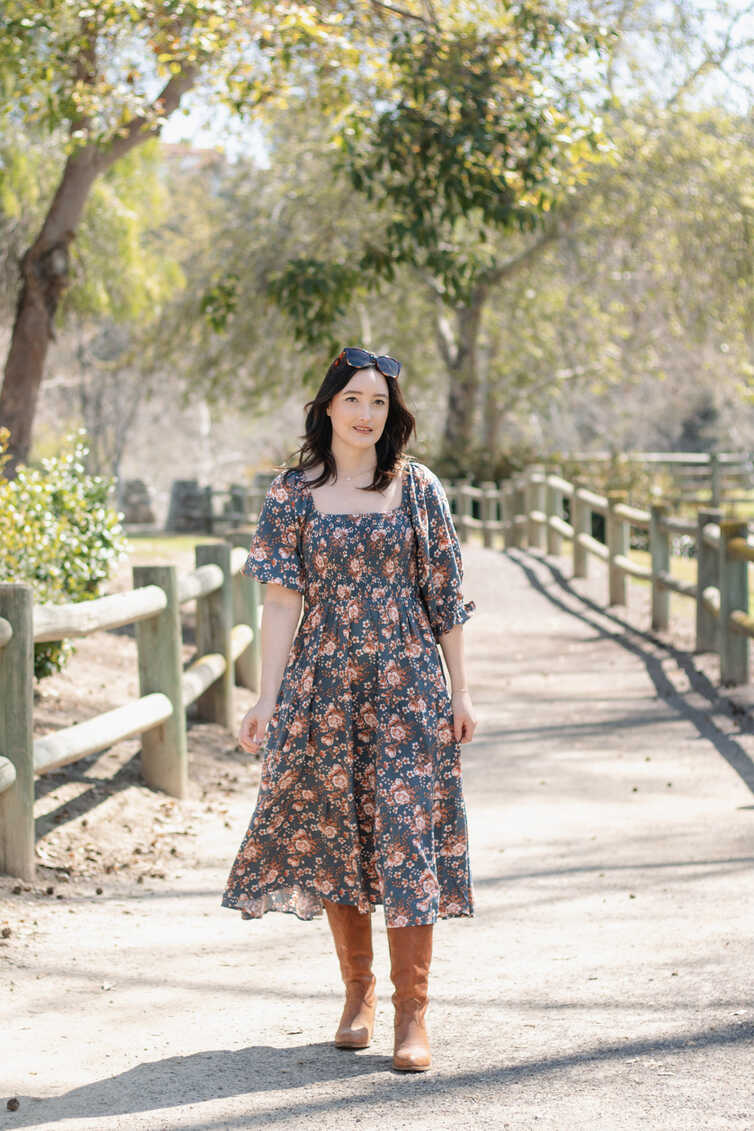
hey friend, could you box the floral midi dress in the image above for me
[221,456,476,927]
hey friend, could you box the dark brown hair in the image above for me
[282,351,416,493]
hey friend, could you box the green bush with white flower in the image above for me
[0,428,129,678]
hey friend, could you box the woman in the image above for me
[221,347,477,1072]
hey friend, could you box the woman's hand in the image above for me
[451,690,477,744]
[238,696,277,754]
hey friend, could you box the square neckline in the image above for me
[298,460,409,518]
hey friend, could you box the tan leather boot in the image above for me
[323,899,377,1049]
[387,923,433,1072]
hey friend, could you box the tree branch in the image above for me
[479,220,563,289]
[665,2,754,108]
[102,66,199,169]
[366,0,427,23]
[434,306,456,369]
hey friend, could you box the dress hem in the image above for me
[220,892,474,927]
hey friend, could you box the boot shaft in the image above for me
[323,899,374,986]
[387,923,433,1005]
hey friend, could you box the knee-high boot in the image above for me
[323,899,377,1049]
[386,923,433,1071]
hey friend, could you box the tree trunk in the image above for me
[439,290,486,471]
[0,149,102,474]
[480,319,502,457]
[482,384,503,456]
[0,69,196,476]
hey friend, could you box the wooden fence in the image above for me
[548,450,754,506]
[5,458,754,879]
[0,535,262,881]
[443,464,754,693]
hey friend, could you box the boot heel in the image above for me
[334,975,377,1048]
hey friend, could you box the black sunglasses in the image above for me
[335,347,401,379]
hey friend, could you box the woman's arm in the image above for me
[437,623,468,694]
[257,583,303,701]
[239,582,302,753]
[437,623,477,744]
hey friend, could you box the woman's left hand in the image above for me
[451,690,477,744]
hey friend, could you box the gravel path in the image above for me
[2,543,753,1131]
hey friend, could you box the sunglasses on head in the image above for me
[335,347,401,379]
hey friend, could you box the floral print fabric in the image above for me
[221,458,475,926]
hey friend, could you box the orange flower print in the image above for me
[325,704,346,731]
[328,764,349,792]
[437,717,453,744]
[387,715,409,743]
[407,690,430,716]
[346,597,362,621]
[392,780,411,805]
[293,830,316,855]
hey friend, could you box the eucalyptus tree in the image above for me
[471,100,754,460]
[0,0,410,473]
[145,101,447,426]
[270,3,613,469]
[0,118,187,467]
[270,0,754,471]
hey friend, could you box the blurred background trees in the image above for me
[1,0,753,492]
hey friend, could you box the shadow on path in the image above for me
[505,549,754,796]
[7,1021,754,1129]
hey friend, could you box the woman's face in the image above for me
[326,367,390,447]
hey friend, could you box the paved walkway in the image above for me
[2,544,754,1130]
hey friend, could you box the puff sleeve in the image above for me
[242,471,305,593]
[424,471,476,641]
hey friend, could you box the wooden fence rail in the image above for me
[0,541,262,881]
[444,464,754,695]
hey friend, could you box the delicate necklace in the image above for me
[339,465,376,482]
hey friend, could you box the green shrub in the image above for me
[0,428,129,679]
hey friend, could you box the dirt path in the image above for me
[2,543,753,1130]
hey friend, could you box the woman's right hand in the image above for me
[238,696,277,754]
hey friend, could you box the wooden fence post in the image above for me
[480,481,497,549]
[133,565,188,798]
[695,507,722,653]
[524,467,536,547]
[572,483,590,579]
[0,584,35,880]
[607,490,629,605]
[649,500,670,631]
[202,486,214,534]
[719,519,749,686]
[501,481,511,549]
[710,452,720,506]
[512,476,527,549]
[527,465,547,551]
[228,484,249,528]
[546,469,562,556]
[228,532,260,692]
[457,476,473,542]
[195,543,234,727]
